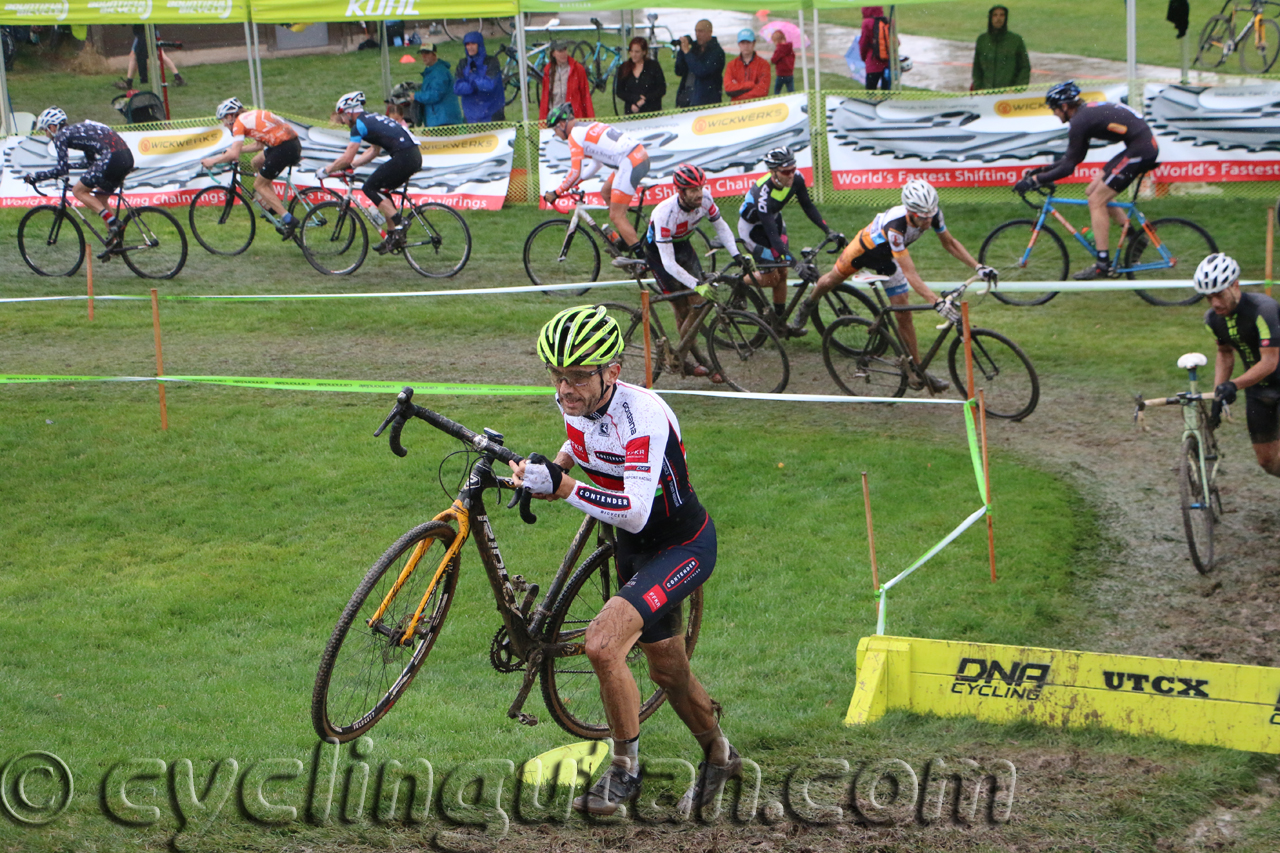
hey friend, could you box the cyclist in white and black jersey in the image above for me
[510,305,741,819]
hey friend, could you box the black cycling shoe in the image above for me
[1072,260,1112,281]
[572,763,642,816]
[278,217,298,241]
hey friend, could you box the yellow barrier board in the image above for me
[846,636,1280,754]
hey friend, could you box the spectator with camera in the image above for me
[674,19,725,108]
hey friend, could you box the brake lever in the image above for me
[518,487,537,524]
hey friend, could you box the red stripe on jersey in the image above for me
[566,423,588,462]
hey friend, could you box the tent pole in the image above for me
[250,22,266,108]
[243,21,260,107]
[515,12,530,127]
[797,10,808,92]
[889,5,900,91]
[1125,0,1138,106]
[1180,34,1190,85]
[379,22,392,103]
[144,24,162,100]
[0,47,13,135]
[812,6,821,93]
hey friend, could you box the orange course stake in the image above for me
[641,289,653,389]
[978,389,997,582]
[86,254,94,321]
[961,300,975,398]
[151,288,168,430]
[1267,206,1274,298]
[862,471,880,614]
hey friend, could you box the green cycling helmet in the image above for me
[546,103,574,128]
[537,305,624,367]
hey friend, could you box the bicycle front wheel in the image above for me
[706,310,790,393]
[1240,17,1280,73]
[814,283,882,354]
[524,219,599,294]
[17,205,85,277]
[980,219,1066,306]
[540,544,702,739]
[188,185,255,256]
[404,202,472,278]
[1195,15,1234,68]
[299,200,368,276]
[1179,435,1216,575]
[1127,217,1216,306]
[120,206,188,280]
[822,315,907,398]
[312,521,461,743]
[947,328,1040,421]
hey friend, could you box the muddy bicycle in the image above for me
[1134,352,1229,574]
[312,388,701,743]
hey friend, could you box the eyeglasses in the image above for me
[546,365,605,387]
[773,167,796,176]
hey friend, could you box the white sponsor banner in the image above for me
[1,120,514,210]
[538,94,811,213]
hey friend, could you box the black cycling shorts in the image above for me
[644,238,702,295]
[363,145,422,206]
[259,137,301,181]
[1245,385,1280,445]
[614,512,716,644]
[80,148,134,194]
[744,220,789,263]
[1102,151,1158,193]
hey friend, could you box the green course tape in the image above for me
[963,400,988,503]
[0,375,547,395]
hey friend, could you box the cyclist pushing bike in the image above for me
[509,305,741,818]
[1196,253,1280,478]
[23,107,134,248]
[543,105,650,261]
[201,97,304,240]
[790,179,995,393]
[318,91,424,255]
[738,145,845,336]
[1013,80,1160,281]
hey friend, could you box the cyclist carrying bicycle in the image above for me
[790,179,994,393]
[737,146,845,336]
[1013,80,1160,280]
[201,97,303,240]
[510,305,740,818]
[1195,253,1280,478]
[318,91,424,255]
[543,105,649,261]
[23,107,134,247]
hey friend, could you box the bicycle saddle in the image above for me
[1177,352,1208,370]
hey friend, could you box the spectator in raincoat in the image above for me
[539,40,595,122]
[971,5,1031,91]
[415,43,463,127]
[454,31,505,123]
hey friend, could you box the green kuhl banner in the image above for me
[1,0,248,24]
[248,0,516,24]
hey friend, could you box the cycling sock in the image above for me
[390,213,403,228]
[100,211,120,233]
[692,724,729,764]
[1096,250,1110,265]
[612,734,639,773]
[281,212,297,225]
[773,302,787,316]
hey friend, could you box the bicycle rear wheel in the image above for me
[299,200,368,276]
[404,202,472,278]
[1240,17,1280,73]
[980,219,1066,306]
[524,218,599,294]
[188,186,255,256]
[1179,435,1215,574]
[947,328,1040,421]
[1127,217,1216,306]
[822,315,907,398]
[120,206,188,280]
[706,310,790,393]
[540,544,702,739]
[17,205,85,277]
[312,521,461,742]
[1195,15,1234,68]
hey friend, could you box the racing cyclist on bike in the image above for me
[644,163,753,381]
[790,179,995,393]
[24,107,135,249]
[542,105,650,262]
[201,97,304,240]
[1013,80,1160,280]
[737,146,845,337]
[510,305,741,818]
[1196,253,1280,478]
[318,91,424,255]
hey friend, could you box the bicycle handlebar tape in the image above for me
[388,416,409,457]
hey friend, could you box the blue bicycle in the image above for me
[979,176,1217,307]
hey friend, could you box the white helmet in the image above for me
[335,91,366,114]
[902,179,939,217]
[215,97,244,120]
[36,107,68,132]
[1193,253,1240,295]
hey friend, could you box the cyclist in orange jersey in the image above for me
[201,97,303,239]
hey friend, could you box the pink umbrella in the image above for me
[759,20,810,49]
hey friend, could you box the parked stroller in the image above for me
[111,90,165,124]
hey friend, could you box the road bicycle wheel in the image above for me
[706,310,790,393]
[17,205,85,277]
[1179,435,1215,574]
[299,200,368,276]
[1195,15,1234,68]
[312,521,461,742]
[1240,16,1280,72]
[595,302,655,385]
[540,544,702,739]
[822,315,908,398]
[120,206,188,280]
[690,226,720,274]
[288,185,342,220]
[404,202,472,278]
[980,219,1067,306]
[1126,217,1216,306]
[188,185,255,256]
[947,328,1040,421]
[524,218,599,295]
[442,18,486,40]
[814,283,883,355]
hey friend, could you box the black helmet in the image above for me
[762,146,796,170]
[1045,81,1081,109]
[546,103,574,127]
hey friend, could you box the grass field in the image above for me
[3,181,1280,851]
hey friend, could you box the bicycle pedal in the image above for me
[516,712,539,726]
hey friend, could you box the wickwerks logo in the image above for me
[2,0,69,20]
[692,103,789,135]
[992,91,1106,118]
[419,135,499,156]
[951,657,1049,701]
[137,129,222,156]
[1101,670,1209,697]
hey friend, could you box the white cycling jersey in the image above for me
[556,122,644,192]
[643,193,740,290]
[557,380,705,544]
